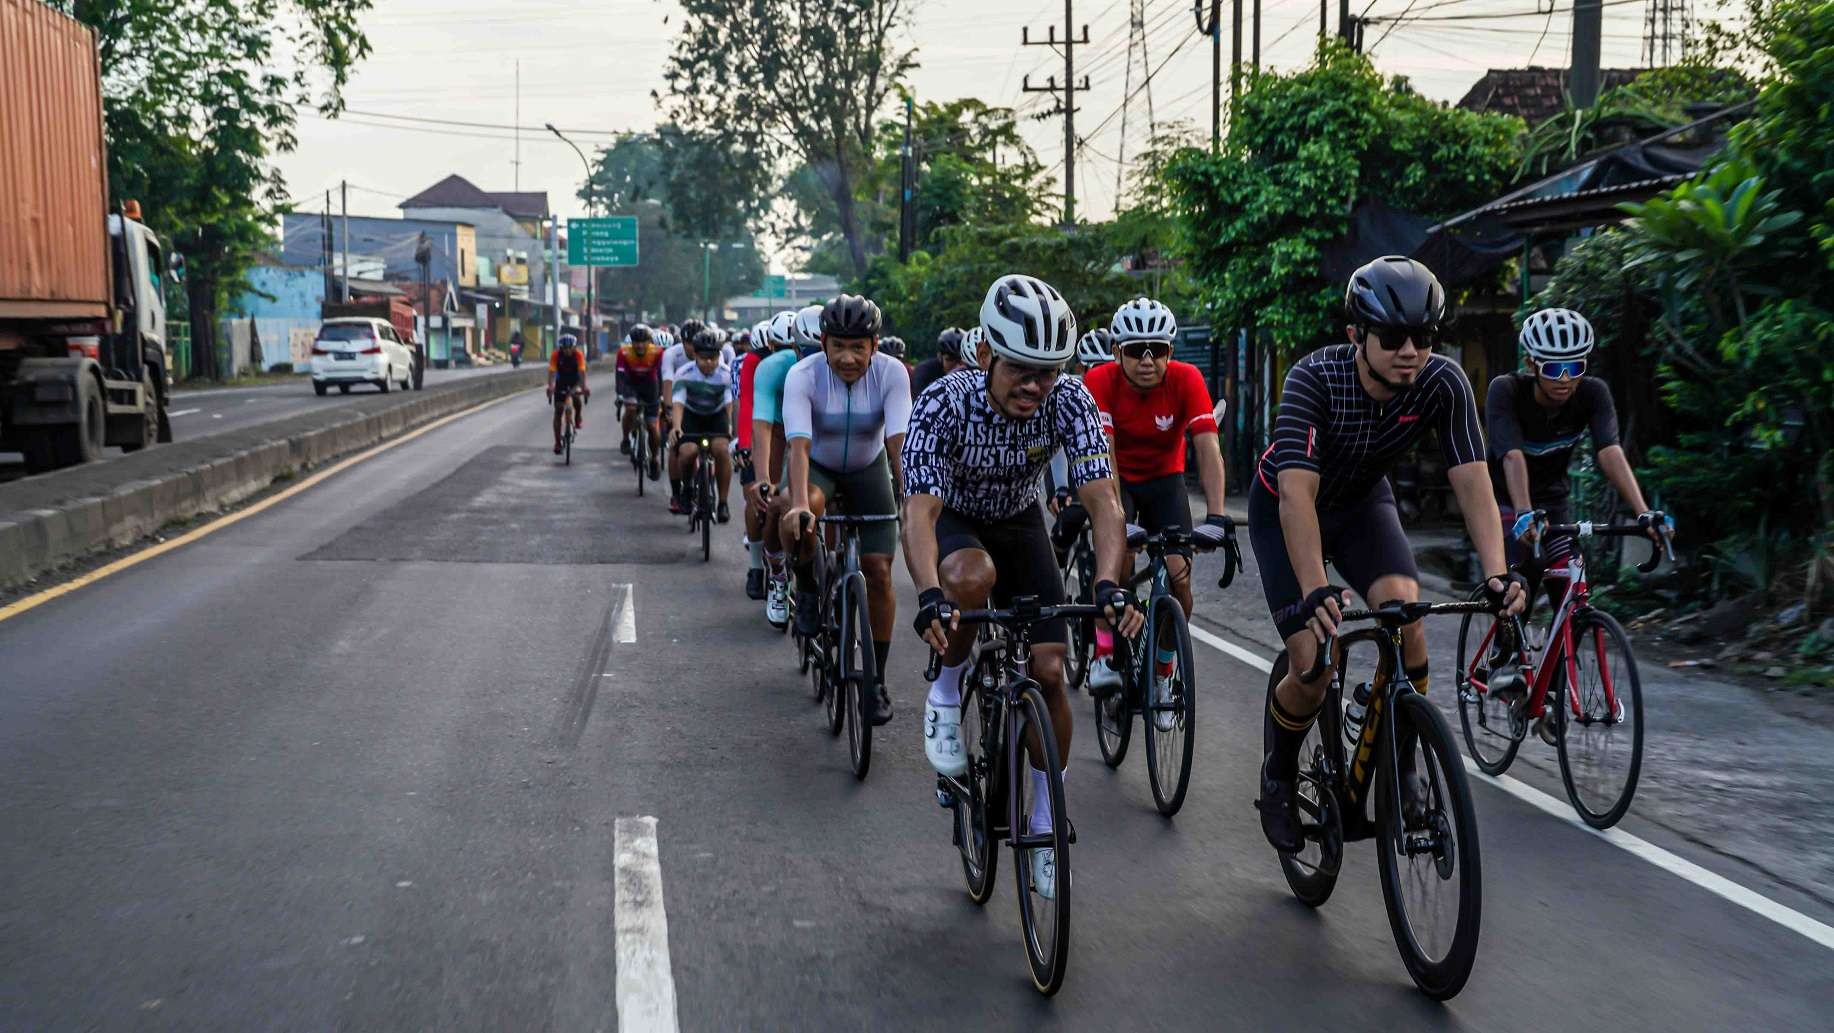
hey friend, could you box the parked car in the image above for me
[309,318,414,396]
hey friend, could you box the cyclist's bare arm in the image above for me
[1448,460,1516,592]
[1275,468,1332,599]
[1596,444,1653,515]
[1192,430,1228,515]
[900,492,944,596]
[1501,450,1535,513]
[1078,477,1146,637]
[885,432,907,499]
[786,437,813,516]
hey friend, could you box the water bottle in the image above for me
[1344,682,1373,747]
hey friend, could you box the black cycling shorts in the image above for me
[677,410,730,441]
[935,505,1067,646]
[619,379,661,410]
[1120,472,1194,554]
[1249,478,1418,641]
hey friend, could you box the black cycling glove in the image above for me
[1192,513,1235,548]
[1093,579,1132,618]
[1304,584,1349,621]
[1482,570,1529,611]
[913,587,958,639]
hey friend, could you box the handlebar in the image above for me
[818,513,901,525]
[1298,600,1508,683]
[1531,509,1676,573]
[954,601,1107,627]
[1120,523,1241,590]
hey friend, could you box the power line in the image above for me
[1080,23,1203,142]
[339,108,637,139]
[1366,0,1646,22]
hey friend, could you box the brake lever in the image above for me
[1216,538,1240,590]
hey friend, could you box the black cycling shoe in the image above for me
[1255,758,1305,854]
[793,591,822,638]
[871,683,895,726]
[647,459,661,481]
[745,568,766,601]
[716,501,731,524]
[619,436,631,455]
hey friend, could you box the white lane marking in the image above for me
[614,583,636,644]
[614,816,680,1033]
[211,413,223,419]
[1191,624,1834,952]
[167,408,201,418]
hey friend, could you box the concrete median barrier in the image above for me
[0,368,550,591]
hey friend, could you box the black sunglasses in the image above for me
[1360,324,1440,351]
[1119,340,1172,360]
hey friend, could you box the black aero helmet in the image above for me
[692,328,722,354]
[936,327,965,357]
[820,293,883,338]
[879,335,905,359]
[1345,256,1446,329]
[678,318,705,344]
[628,323,653,344]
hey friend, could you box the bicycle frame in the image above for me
[1459,551,1616,727]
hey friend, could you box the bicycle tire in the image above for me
[634,431,646,497]
[842,572,875,780]
[1061,546,1094,691]
[959,674,999,904]
[1556,609,1643,829]
[1142,595,1197,817]
[1011,681,1071,996]
[698,459,713,561]
[1377,691,1482,1001]
[1455,595,1525,776]
[1270,654,1343,907]
[1093,629,1132,769]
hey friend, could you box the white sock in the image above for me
[1028,766,1065,835]
[927,660,969,708]
[747,538,764,569]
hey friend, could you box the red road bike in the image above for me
[1454,514,1674,829]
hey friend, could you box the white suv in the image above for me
[310,318,415,396]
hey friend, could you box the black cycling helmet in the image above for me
[678,318,705,345]
[878,335,905,359]
[1344,255,1446,330]
[819,294,883,338]
[628,323,653,344]
[691,328,722,355]
[936,327,965,360]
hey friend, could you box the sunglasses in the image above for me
[1361,324,1439,351]
[999,362,1061,388]
[1536,358,1587,381]
[1120,340,1172,360]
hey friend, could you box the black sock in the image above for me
[1264,690,1320,781]
[1405,662,1430,696]
[873,640,891,680]
[793,563,816,595]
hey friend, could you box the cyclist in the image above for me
[1081,299,1235,730]
[616,324,665,479]
[903,274,1143,900]
[878,335,907,364]
[959,326,984,370]
[752,311,806,628]
[668,329,735,521]
[735,318,778,599]
[779,294,911,725]
[1250,256,1527,852]
[1043,327,1116,547]
[910,327,967,398]
[1488,307,1667,614]
[547,332,589,454]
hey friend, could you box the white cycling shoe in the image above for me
[1087,655,1122,693]
[1029,847,1058,901]
[1151,672,1179,732]
[924,702,967,777]
[765,578,790,628]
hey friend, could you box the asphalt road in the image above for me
[0,363,513,483]
[1,387,1828,1031]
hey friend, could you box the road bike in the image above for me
[931,595,1102,996]
[683,435,715,561]
[1272,599,1505,999]
[794,512,899,779]
[1054,503,1096,690]
[623,399,657,496]
[554,390,579,466]
[1455,515,1672,829]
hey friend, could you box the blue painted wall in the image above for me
[225,265,326,370]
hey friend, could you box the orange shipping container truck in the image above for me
[0,0,173,472]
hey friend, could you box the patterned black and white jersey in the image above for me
[1257,343,1485,511]
[904,368,1113,521]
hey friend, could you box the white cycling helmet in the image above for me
[792,304,825,348]
[1111,296,1177,343]
[980,274,1077,367]
[653,329,676,349]
[767,310,798,349]
[960,326,984,367]
[749,319,772,354]
[1519,307,1595,362]
[1076,328,1115,366]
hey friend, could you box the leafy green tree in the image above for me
[1161,41,1521,355]
[58,0,372,379]
[1515,65,1757,181]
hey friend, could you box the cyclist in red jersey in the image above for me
[1082,298,1235,708]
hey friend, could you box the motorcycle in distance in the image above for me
[509,341,523,368]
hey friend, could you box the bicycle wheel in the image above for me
[1061,546,1094,691]
[698,461,713,561]
[1556,609,1643,829]
[1455,597,1525,776]
[841,572,875,780]
[958,673,999,904]
[1377,691,1482,1001]
[1142,594,1196,817]
[1093,635,1132,769]
[634,432,646,497]
[563,419,573,466]
[1011,681,1071,996]
[1270,655,1343,908]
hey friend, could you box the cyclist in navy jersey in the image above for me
[1250,256,1526,854]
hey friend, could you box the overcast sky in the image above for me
[277,0,1662,269]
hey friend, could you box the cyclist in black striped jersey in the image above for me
[1250,256,1526,853]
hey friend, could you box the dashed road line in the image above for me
[167,408,201,418]
[615,816,680,1033]
[614,583,636,643]
[1190,622,1834,952]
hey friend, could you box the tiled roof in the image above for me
[1456,67,1646,125]
[400,174,499,210]
[485,192,548,219]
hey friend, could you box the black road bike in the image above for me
[624,401,657,496]
[683,436,715,561]
[795,512,899,780]
[931,596,1101,996]
[1271,600,1508,1000]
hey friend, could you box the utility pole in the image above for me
[1022,2,1090,226]
[898,95,915,261]
[1572,0,1603,106]
[1232,0,1244,101]
[1253,0,1261,72]
[547,124,596,355]
[549,216,560,349]
[321,191,333,302]
[1195,1,1221,150]
[339,180,350,302]
[513,60,521,191]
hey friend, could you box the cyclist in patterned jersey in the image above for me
[1081,299,1236,727]
[779,294,912,725]
[1488,307,1668,617]
[752,310,816,628]
[1252,255,1526,853]
[903,274,1143,900]
[616,324,665,480]
[668,329,735,521]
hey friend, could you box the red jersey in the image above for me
[735,351,764,449]
[1083,360,1218,481]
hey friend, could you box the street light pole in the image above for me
[547,123,597,355]
[701,242,715,322]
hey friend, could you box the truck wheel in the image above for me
[61,373,106,464]
[120,370,158,452]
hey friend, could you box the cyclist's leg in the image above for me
[711,436,733,504]
[1132,473,1196,680]
[983,507,1073,834]
[1248,484,1333,784]
[551,394,565,450]
[1334,481,1428,685]
[786,469,833,630]
[845,454,901,684]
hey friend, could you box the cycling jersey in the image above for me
[750,349,799,425]
[735,351,764,449]
[1485,372,1619,507]
[673,362,733,416]
[910,355,949,399]
[902,368,1112,522]
[663,342,735,379]
[1258,343,1483,511]
[1083,359,1218,482]
[781,352,912,474]
[616,344,664,404]
[549,348,586,388]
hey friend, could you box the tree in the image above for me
[664,0,916,278]
[59,0,371,379]
[1161,41,1521,354]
